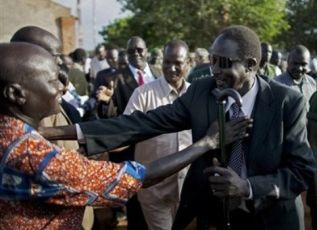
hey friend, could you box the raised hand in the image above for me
[96,81,114,103]
[202,117,253,150]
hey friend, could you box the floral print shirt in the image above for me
[0,115,145,229]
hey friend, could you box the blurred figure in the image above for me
[187,48,212,82]
[69,48,89,96]
[194,48,209,66]
[188,52,196,70]
[275,45,316,110]
[90,44,109,81]
[309,57,317,80]
[118,49,129,70]
[149,48,164,77]
[270,50,283,75]
[258,42,277,79]
[124,40,192,230]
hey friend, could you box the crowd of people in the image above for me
[0,24,316,230]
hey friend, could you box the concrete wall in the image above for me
[0,0,76,53]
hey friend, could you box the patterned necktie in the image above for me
[228,102,245,176]
[228,102,245,210]
[137,70,145,85]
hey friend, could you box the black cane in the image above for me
[212,88,242,230]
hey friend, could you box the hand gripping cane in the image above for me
[212,88,242,230]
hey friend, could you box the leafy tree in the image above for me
[100,0,288,50]
[281,0,317,53]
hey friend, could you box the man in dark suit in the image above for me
[42,26,316,230]
[95,36,158,230]
[96,36,158,119]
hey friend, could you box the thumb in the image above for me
[212,157,220,166]
[109,80,114,90]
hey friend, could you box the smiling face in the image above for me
[210,35,256,96]
[162,44,189,89]
[0,43,65,126]
[287,47,311,81]
[23,54,64,120]
[127,37,148,70]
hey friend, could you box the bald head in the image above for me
[10,26,61,56]
[0,43,56,87]
[127,36,146,49]
[287,45,311,80]
[0,43,62,124]
[289,45,310,59]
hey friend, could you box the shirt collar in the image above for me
[286,71,307,86]
[226,77,259,117]
[160,77,190,96]
[128,63,153,79]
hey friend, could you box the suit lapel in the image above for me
[122,67,139,90]
[248,77,276,166]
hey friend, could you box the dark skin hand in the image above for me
[143,117,252,188]
[205,158,250,198]
[204,116,253,198]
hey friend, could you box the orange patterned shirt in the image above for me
[0,115,145,229]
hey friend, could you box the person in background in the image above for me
[270,50,283,75]
[90,44,109,82]
[149,47,164,77]
[187,48,212,83]
[124,40,191,229]
[275,45,316,110]
[69,48,89,96]
[258,42,277,79]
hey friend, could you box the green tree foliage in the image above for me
[281,0,317,53]
[100,0,288,49]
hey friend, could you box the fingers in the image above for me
[212,157,220,166]
[109,80,114,89]
[225,118,253,143]
[204,166,232,177]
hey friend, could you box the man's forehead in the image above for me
[128,39,146,49]
[164,46,187,58]
[290,51,310,62]
[210,36,240,59]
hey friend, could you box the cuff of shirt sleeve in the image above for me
[75,123,86,144]
[246,179,253,200]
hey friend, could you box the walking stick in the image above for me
[212,88,242,230]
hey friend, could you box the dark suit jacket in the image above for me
[80,76,316,229]
[93,67,117,98]
[97,66,158,118]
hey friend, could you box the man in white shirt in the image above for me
[90,44,109,81]
[124,40,192,230]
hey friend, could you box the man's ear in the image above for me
[245,58,257,72]
[3,84,26,105]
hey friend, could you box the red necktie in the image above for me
[137,70,144,85]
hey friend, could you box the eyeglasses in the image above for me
[210,55,240,69]
[127,48,144,55]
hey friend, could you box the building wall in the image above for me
[0,0,76,53]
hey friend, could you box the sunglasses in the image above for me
[210,55,240,69]
[127,48,144,55]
